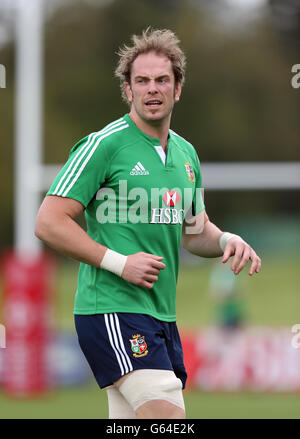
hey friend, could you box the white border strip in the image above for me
[104,313,125,376]
[108,314,129,374]
[104,313,133,377]
[113,313,133,373]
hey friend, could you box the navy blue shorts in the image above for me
[74,313,187,390]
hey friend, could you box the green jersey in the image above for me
[47,114,205,321]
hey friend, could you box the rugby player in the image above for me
[35,28,261,419]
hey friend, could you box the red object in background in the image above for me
[181,328,300,392]
[1,250,55,397]
[181,331,203,389]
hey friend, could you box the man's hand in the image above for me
[122,252,166,289]
[222,237,261,276]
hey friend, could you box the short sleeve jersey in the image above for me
[47,114,205,322]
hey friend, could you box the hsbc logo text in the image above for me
[150,207,185,225]
[150,190,184,225]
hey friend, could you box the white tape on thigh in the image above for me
[118,369,185,412]
[106,387,137,419]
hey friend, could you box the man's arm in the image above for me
[35,195,104,266]
[181,211,261,276]
[35,195,165,289]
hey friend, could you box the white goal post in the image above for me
[39,162,300,192]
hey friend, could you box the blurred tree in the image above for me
[268,0,300,53]
[0,41,14,248]
[41,0,300,162]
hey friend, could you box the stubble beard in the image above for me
[131,92,175,128]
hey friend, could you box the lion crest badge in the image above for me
[130,334,148,358]
[184,161,195,184]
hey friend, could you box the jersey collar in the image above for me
[123,113,174,168]
[124,113,171,145]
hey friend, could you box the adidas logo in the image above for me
[130,162,149,176]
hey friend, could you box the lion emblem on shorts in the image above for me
[130,334,148,358]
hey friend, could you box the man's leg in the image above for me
[114,370,186,419]
[135,399,185,419]
[106,385,137,419]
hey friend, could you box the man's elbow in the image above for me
[35,212,51,242]
[35,219,45,241]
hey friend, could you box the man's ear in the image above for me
[124,82,133,103]
[174,82,182,102]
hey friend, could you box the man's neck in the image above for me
[129,110,170,151]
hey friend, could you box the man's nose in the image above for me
[147,80,158,94]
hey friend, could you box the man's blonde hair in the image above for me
[115,27,186,103]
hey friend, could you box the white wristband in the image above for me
[219,232,240,252]
[100,248,128,277]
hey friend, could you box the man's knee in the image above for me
[115,369,185,418]
[136,399,185,419]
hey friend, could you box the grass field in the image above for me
[1,382,299,419]
[0,251,299,419]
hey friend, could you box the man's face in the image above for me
[124,51,182,125]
